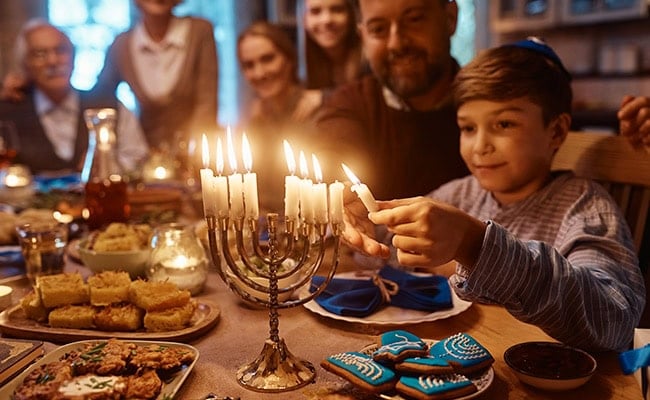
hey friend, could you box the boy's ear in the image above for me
[549,113,571,150]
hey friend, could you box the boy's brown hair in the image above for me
[452,41,572,126]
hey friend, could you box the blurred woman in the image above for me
[94,0,218,148]
[237,21,321,212]
[300,0,366,90]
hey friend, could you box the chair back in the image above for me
[551,131,650,253]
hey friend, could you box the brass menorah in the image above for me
[205,213,341,392]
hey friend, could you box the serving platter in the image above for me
[0,339,198,400]
[300,272,472,325]
[0,299,220,343]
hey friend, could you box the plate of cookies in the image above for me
[321,330,494,400]
[0,338,198,400]
[0,271,220,343]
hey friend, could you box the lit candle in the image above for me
[242,133,259,220]
[200,134,217,217]
[341,163,378,212]
[214,137,229,218]
[227,127,245,219]
[283,140,300,221]
[163,254,197,269]
[329,180,344,224]
[299,151,314,223]
[311,154,328,224]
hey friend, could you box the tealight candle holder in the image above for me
[0,164,34,205]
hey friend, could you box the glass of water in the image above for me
[15,221,68,284]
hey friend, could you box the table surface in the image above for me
[0,246,642,400]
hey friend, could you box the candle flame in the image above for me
[242,132,253,172]
[201,134,209,168]
[312,154,323,183]
[216,137,224,175]
[226,126,238,173]
[341,163,361,185]
[299,151,309,178]
[283,140,295,175]
[98,127,110,144]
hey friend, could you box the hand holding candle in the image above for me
[341,163,378,213]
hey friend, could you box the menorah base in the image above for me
[236,337,316,392]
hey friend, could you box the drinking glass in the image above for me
[0,120,19,168]
[15,222,69,284]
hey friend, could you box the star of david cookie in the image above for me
[428,332,494,374]
[396,373,478,400]
[372,330,429,363]
[320,351,397,393]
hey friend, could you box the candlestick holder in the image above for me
[205,213,340,392]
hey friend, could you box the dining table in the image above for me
[0,241,641,400]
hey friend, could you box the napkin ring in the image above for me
[372,275,399,304]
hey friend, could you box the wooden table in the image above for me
[0,252,642,400]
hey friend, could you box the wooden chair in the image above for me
[552,131,650,253]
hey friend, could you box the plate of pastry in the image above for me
[0,271,220,343]
[0,338,198,400]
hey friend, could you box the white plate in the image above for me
[361,340,494,400]
[0,339,198,400]
[301,272,472,325]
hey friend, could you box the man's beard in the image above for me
[377,48,446,99]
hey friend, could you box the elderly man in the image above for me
[0,19,148,174]
[314,0,650,200]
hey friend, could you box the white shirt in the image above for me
[130,17,189,101]
[34,89,149,171]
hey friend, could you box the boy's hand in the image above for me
[341,186,390,258]
[618,95,650,148]
[369,197,486,269]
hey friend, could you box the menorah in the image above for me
[204,212,341,392]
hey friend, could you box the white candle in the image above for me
[163,254,197,269]
[311,154,328,223]
[329,180,344,224]
[227,127,245,219]
[341,163,378,212]
[299,151,314,223]
[242,133,259,220]
[200,134,217,217]
[214,137,229,218]
[283,140,300,221]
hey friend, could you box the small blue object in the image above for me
[505,36,572,80]
[619,343,650,375]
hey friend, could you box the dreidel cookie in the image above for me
[428,332,494,374]
[373,330,429,363]
[396,373,477,400]
[321,352,397,393]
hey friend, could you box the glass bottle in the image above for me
[82,108,130,230]
[147,223,208,295]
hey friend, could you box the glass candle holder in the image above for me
[147,223,208,295]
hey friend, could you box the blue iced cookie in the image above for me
[321,351,397,393]
[396,373,477,400]
[428,332,494,374]
[373,330,429,363]
[395,355,454,375]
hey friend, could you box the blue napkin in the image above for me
[619,343,650,375]
[309,265,453,317]
[34,173,81,192]
[0,248,24,278]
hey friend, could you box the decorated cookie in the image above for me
[395,355,454,375]
[428,332,494,374]
[396,373,477,400]
[373,330,429,363]
[320,351,397,393]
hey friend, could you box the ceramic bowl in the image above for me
[77,239,150,278]
[227,257,300,302]
[504,341,597,391]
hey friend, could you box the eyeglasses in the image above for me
[28,45,72,62]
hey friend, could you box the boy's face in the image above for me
[457,98,567,205]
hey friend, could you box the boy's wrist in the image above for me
[455,218,488,268]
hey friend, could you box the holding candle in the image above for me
[242,133,259,220]
[283,141,300,221]
[341,163,378,213]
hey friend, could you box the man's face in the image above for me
[24,26,73,97]
[357,0,456,99]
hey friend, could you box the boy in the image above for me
[342,38,644,352]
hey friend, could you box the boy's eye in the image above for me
[497,120,515,129]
